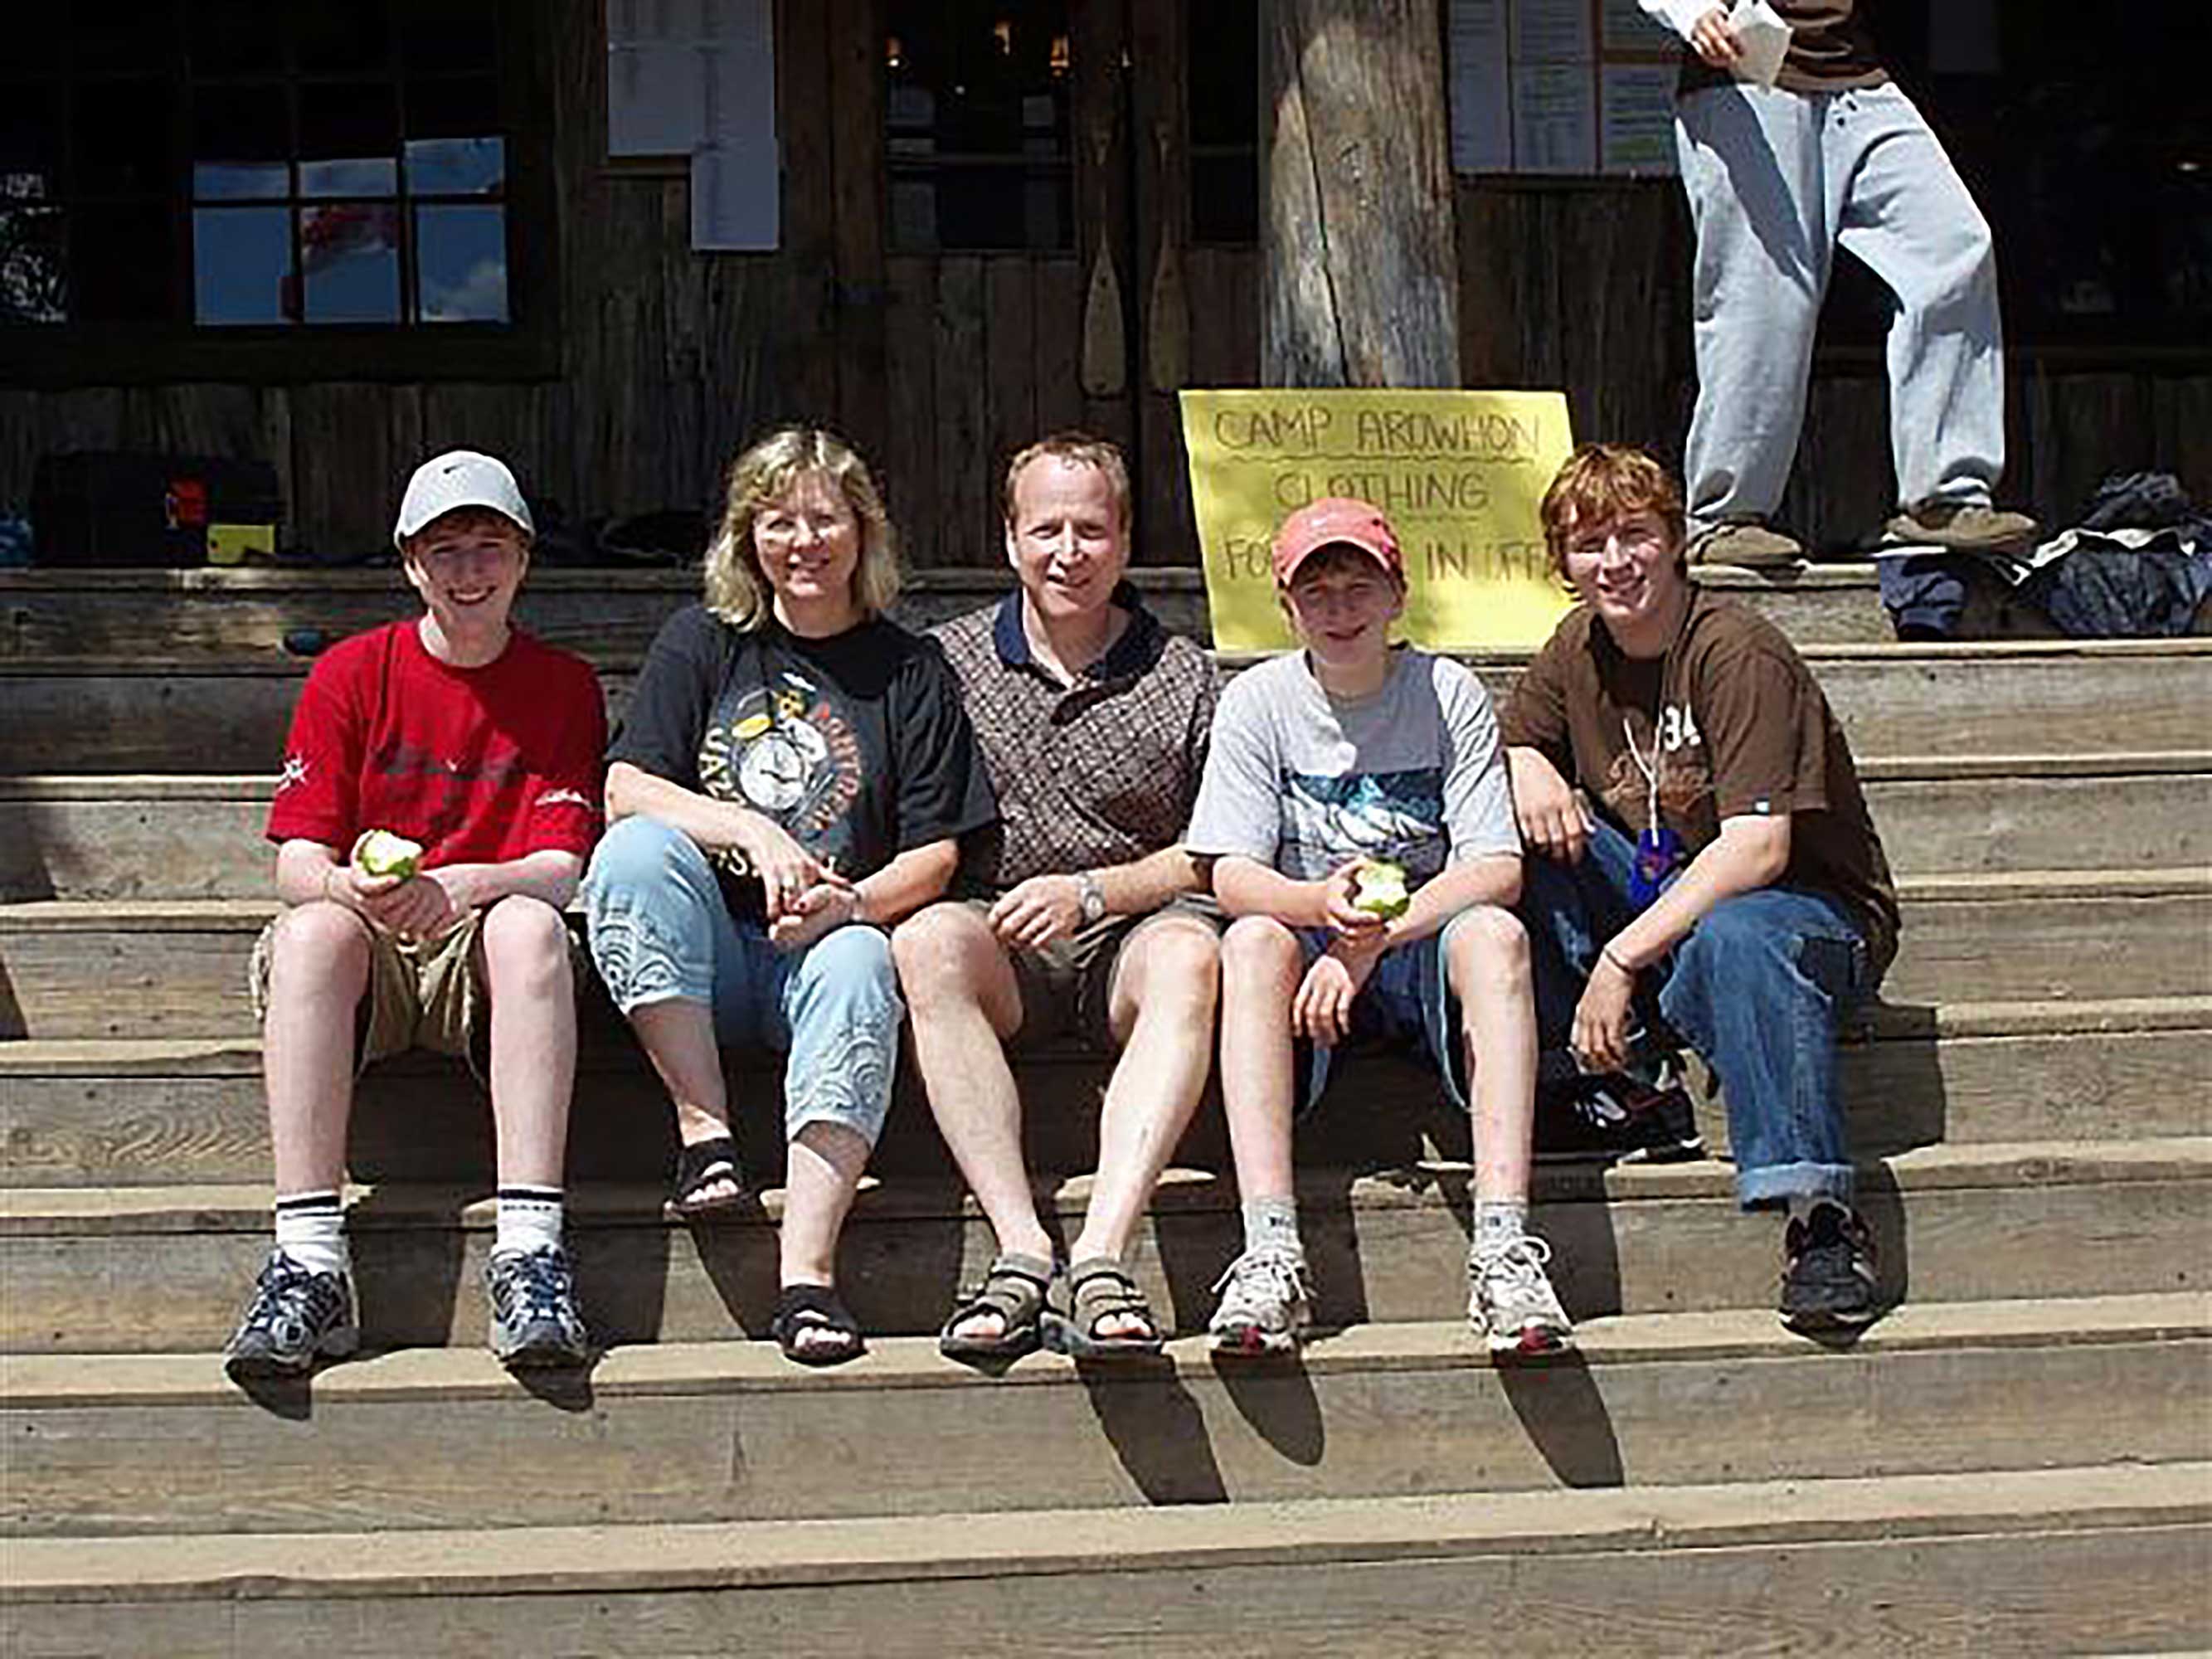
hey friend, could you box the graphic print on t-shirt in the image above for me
[1602,699,1712,833]
[1281,766,1446,879]
[698,666,865,859]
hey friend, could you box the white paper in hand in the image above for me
[1728,0,1792,86]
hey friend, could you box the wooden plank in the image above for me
[982,256,1037,512]
[12,766,2205,902]
[772,0,839,430]
[4,1309,2205,1535]
[4,1006,2208,1186]
[10,1496,2208,1657]
[827,0,890,468]
[7,642,2207,773]
[1031,256,1087,437]
[881,255,940,561]
[931,257,989,565]
[285,386,410,562]
[2024,369,2156,533]
[1,1148,2205,1350]
[1782,372,1891,553]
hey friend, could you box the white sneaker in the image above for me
[1469,1234,1573,1356]
[1208,1244,1314,1355]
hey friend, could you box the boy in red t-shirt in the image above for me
[225,450,607,1380]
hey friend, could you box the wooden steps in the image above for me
[9,637,2210,771]
[3,996,2207,1189]
[5,563,2210,1654]
[4,1140,2205,1353]
[2,868,2203,1041]
[0,562,2054,663]
[6,1463,2207,1657]
[5,1296,2205,1536]
[10,752,2207,900]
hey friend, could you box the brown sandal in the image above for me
[1043,1256,1165,1360]
[938,1252,1053,1360]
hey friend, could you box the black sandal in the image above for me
[937,1251,1054,1361]
[771,1282,865,1367]
[1042,1256,1166,1360]
[666,1134,751,1220]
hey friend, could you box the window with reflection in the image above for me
[2,0,513,330]
[885,1,1073,252]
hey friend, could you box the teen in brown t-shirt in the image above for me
[1507,592,1898,975]
[1503,445,1896,1332]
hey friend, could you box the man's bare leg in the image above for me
[1070,913,1218,1260]
[894,902,1051,1343]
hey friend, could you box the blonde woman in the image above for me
[583,429,994,1364]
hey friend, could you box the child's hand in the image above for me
[1294,937,1383,1046]
[1320,859,1390,938]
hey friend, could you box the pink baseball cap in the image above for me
[1271,497,1405,587]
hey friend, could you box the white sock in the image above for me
[495,1185,565,1256]
[273,1190,347,1277]
[1242,1195,1303,1258]
[1475,1198,1529,1256]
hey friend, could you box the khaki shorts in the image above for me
[249,909,489,1077]
[966,893,1222,1052]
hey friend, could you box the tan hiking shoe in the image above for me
[1884,502,2039,553]
[1689,522,1805,567]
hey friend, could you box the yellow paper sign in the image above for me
[1179,388,1576,650]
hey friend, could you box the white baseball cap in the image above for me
[392,450,535,548]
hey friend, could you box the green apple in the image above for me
[1351,859,1410,919]
[350,829,424,880]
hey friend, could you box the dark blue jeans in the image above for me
[1520,818,1870,1209]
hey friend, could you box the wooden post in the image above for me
[1262,0,1461,387]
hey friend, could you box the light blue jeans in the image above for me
[1520,818,1871,1209]
[1676,80,2006,528]
[582,815,902,1147]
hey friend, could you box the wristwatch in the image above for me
[1077,872,1106,926]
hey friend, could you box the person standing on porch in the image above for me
[226,450,605,1380]
[894,434,1222,1363]
[1640,0,2035,564]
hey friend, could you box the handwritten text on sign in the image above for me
[1180,389,1575,651]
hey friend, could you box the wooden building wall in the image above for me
[2,1,2205,567]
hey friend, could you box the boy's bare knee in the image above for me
[1222,914,1300,977]
[479,895,572,992]
[1446,905,1529,990]
[270,900,372,976]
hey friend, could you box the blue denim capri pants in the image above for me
[581,814,902,1147]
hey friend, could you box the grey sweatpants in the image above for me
[1675,79,2006,533]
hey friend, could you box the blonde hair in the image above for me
[1539,443,1688,578]
[1001,432,1133,532]
[702,427,901,630]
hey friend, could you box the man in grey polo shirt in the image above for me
[892,433,1220,1363]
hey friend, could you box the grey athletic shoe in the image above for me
[224,1250,359,1379]
[485,1243,591,1368]
[1468,1234,1573,1356]
[1884,502,2038,553]
[1689,522,1805,567]
[1208,1243,1314,1355]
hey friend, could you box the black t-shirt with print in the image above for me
[610,603,997,914]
